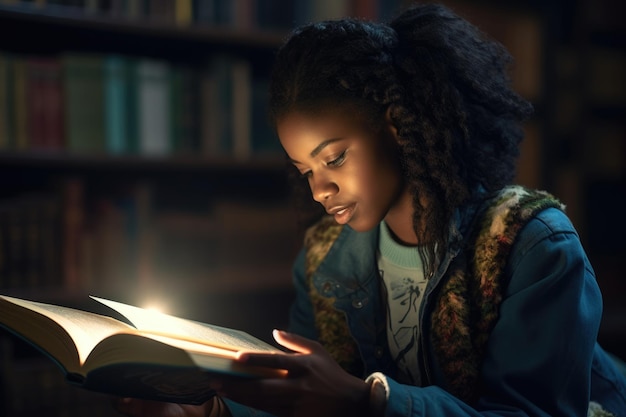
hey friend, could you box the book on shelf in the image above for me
[170,64,201,154]
[0,53,11,150]
[26,56,65,150]
[0,193,63,291]
[62,54,106,153]
[13,57,28,150]
[136,59,172,155]
[0,48,282,158]
[104,55,131,155]
[0,294,286,405]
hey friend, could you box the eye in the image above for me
[327,150,347,167]
[299,170,312,179]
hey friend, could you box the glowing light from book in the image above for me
[142,303,166,315]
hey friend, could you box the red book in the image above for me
[26,57,65,150]
[350,0,378,20]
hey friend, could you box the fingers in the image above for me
[236,330,324,373]
[272,329,319,353]
[236,350,299,372]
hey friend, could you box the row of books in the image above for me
[0,177,299,295]
[0,192,64,291]
[0,51,280,159]
[0,0,402,29]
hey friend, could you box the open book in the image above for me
[0,294,286,404]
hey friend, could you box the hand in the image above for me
[111,397,214,417]
[216,330,370,417]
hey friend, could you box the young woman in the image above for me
[114,3,626,416]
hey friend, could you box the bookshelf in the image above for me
[0,1,405,415]
[543,0,626,357]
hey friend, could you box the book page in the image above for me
[1,296,134,365]
[91,296,279,353]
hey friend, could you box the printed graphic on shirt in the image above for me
[380,266,427,385]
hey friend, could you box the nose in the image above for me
[310,174,339,203]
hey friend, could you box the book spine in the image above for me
[62,178,85,292]
[27,58,64,151]
[204,56,234,156]
[251,76,279,155]
[175,0,192,26]
[104,55,129,154]
[13,58,29,151]
[169,66,200,154]
[125,57,140,154]
[137,59,171,156]
[231,59,251,160]
[26,59,46,150]
[42,58,65,151]
[0,53,11,150]
[62,54,106,154]
[350,0,378,20]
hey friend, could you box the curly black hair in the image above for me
[269,3,533,274]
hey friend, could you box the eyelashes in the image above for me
[298,150,347,179]
[327,150,347,167]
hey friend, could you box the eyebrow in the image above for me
[290,138,344,164]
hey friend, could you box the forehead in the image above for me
[277,104,380,140]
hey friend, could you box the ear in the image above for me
[385,106,400,143]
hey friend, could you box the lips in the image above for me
[327,203,356,225]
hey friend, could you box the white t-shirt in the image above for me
[377,221,427,385]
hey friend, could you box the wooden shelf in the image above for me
[0,5,284,65]
[0,150,289,174]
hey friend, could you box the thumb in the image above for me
[272,329,320,354]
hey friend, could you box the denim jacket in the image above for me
[227,192,626,416]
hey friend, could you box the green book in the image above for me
[104,55,130,155]
[169,65,200,154]
[62,54,106,154]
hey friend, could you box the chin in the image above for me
[347,217,380,233]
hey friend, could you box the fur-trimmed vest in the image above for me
[302,185,565,403]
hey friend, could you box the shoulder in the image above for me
[481,185,565,233]
[472,185,566,259]
[304,215,344,250]
[302,216,345,277]
[502,193,594,291]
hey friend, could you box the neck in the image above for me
[384,188,419,246]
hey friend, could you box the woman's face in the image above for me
[278,106,407,233]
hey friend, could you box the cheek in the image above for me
[345,156,400,201]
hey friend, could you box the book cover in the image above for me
[0,294,286,405]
